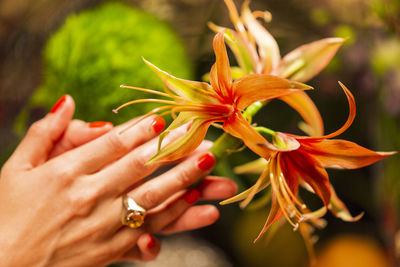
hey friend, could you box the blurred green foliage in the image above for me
[30,1,193,125]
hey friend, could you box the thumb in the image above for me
[9,95,75,170]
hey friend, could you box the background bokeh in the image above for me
[1,0,399,266]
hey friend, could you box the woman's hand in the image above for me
[0,95,237,267]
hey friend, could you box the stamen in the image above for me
[120,85,180,100]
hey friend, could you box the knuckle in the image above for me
[176,166,195,187]
[105,132,130,154]
[140,188,159,208]
[28,120,47,137]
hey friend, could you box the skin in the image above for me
[0,95,237,267]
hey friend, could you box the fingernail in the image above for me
[50,95,67,113]
[151,117,165,134]
[89,121,112,128]
[184,189,200,204]
[147,235,156,249]
[197,152,215,171]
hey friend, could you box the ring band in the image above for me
[122,195,146,228]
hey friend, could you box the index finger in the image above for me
[46,115,165,175]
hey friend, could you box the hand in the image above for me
[0,95,237,266]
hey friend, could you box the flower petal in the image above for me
[223,112,275,158]
[212,32,232,99]
[254,184,283,242]
[329,186,364,222]
[276,38,345,82]
[220,165,270,206]
[147,118,213,164]
[300,82,355,140]
[232,74,313,110]
[241,0,280,74]
[300,138,396,169]
[234,157,268,174]
[143,58,219,104]
[208,24,258,75]
[283,150,331,206]
[279,91,324,136]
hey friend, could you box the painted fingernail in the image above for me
[50,95,67,113]
[89,121,112,128]
[197,152,215,171]
[151,116,165,134]
[147,235,156,249]
[184,189,200,204]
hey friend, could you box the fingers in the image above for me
[119,233,161,262]
[122,151,215,211]
[159,205,219,234]
[96,127,208,197]
[47,115,165,175]
[197,176,238,200]
[49,120,113,158]
[156,176,238,234]
[7,95,75,170]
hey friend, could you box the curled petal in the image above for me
[148,118,213,164]
[301,82,355,140]
[301,139,396,169]
[279,91,324,136]
[143,58,219,104]
[241,0,280,73]
[232,74,313,110]
[329,186,364,222]
[277,37,345,82]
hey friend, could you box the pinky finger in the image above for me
[119,233,161,262]
[159,205,220,235]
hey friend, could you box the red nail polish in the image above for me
[197,152,215,171]
[152,117,165,134]
[184,189,200,204]
[89,121,112,128]
[50,95,67,113]
[147,235,156,249]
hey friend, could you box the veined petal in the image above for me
[232,74,313,110]
[329,186,364,222]
[277,38,345,82]
[283,150,331,206]
[212,32,232,99]
[241,0,280,74]
[279,91,324,136]
[143,58,219,104]
[147,118,214,164]
[300,139,396,169]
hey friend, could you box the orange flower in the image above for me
[222,83,396,241]
[210,0,347,136]
[114,32,311,163]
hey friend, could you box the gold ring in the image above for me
[121,195,146,228]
